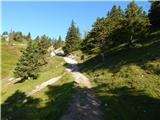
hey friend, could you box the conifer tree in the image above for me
[64,20,81,53]
[123,1,150,47]
[14,39,39,80]
[82,5,124,53]
[82,17,107,53]
[35,35,51,65]
[148,1,160,29]
[14,34,51,80]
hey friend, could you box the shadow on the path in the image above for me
[1,82,160,120]
[63,62,79,72]
[60,87,103,120]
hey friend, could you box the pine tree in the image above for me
[106,5,124,47]
[14,34,51,80]
[35,35,51,65]
[82,17,108,53]
[64,20,81,53]
[123,1,150,47]
[148,1,160,29]
[14,40,39,80]
[82,6,123,53]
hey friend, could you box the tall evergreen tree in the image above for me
[148,1,160,29]
[14,40,39,80]
[14,34,51,80]
[64,20,81,53]
[35,35,51,65]
[123,1,150,47]
[106,5,124,47]
[82,17,107,53]
[82,5,124,53]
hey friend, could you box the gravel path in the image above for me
[61,57,103,120]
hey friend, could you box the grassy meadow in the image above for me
[79,30,160,120]
[1,41,75,119]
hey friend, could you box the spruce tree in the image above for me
[124,1,150,47]
[82,5,123,53]
[35,35,51,65]
[14,40,39,80]
[82,17,107,53]
[64,20,81,53]
[148,1,160,29]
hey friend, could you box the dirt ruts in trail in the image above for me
[60,57,103,120]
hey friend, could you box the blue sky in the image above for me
[2,1,150,40]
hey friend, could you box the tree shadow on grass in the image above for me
[94,84,160,120]
[1,82,75,120]
[79,39,160,74]
[1,90,40,120]
[39,82,75,120]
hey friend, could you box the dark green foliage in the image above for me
[14,35,51,80]
[64,20,81,53]
[82,5,124,53]
[82,17,108,53]
[148,1,160,29]
[82,1,150,54]
[123,1,150,47]
[14,40,40,80]
[35,35,51,65]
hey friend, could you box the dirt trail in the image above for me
[27,75,62,96]
[61,57,103,120]
[64,57,92,88]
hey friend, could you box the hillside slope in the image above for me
[80,31,160,120]
[1,42,25,79]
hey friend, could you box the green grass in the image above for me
[1,41,75,120]
[80,31,160,120]
[1,56,66,103]
[1,73,75,120]
[1,42,24,79]
[32,73,75,120]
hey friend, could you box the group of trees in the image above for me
[63,1,160,55]
[13,1,160,80]
[14,35,51,80]
[1,31,31,44]
[82,1,151,54]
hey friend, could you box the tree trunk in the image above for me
[128,35,133,48]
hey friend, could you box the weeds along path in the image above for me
[61,57,103,120]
